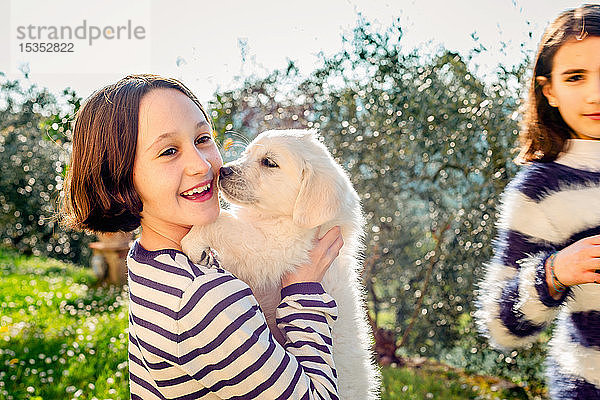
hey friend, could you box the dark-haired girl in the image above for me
[61,75,343,399]
[476,5,600,399]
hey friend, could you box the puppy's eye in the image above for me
[261,157,279,168]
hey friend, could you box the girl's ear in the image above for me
[537,76,558,107]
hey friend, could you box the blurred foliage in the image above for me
[39,87,80,143]
[207,18,548,388]
[0,75,89,265]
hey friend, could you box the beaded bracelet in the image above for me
[549,252,567,293]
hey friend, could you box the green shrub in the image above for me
[0,77,91,265]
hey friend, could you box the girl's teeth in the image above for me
[182,183,210,196]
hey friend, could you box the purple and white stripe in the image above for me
[127,240,339,399]
[476,151,600,398]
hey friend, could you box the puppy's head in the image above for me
[219,129,354,228]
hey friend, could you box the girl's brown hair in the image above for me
[60,74,211,233]
[518,4,600,163]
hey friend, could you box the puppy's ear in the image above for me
[293,161,341,228]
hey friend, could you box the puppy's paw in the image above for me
[194,247,221,269]
[180,225,210,263]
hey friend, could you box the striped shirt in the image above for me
[476,139,600,399]
[127,239,339,399]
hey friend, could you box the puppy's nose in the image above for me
[220,166,233,179]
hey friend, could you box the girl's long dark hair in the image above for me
[518,4,600,163]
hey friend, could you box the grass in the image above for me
[380,360,535,400]
[0,247,129,400]
[0,247,545,400]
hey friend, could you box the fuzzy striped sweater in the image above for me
[126,239,339,399]
[477,139,600,399]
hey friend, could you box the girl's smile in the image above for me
[583,112,600,121]
[133,88,223,250]
[180,178,215,201]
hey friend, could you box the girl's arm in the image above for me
[176,277,338,399]
[476,177,567,349]
[176,226,343,399]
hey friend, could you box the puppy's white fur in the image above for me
[181,129,380,399]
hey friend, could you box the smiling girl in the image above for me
[61,75,343,399]
[476,5,600,399]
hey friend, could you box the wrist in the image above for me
[545,252,567,298]
[282,271,324,288]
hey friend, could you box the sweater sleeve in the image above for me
[176,273,338,399]
[476,182,570,349]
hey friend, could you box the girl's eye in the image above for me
[160,148,176,157]
[261,157,279,168]
[566,74,584,82]
[159,135,212,157]
[195,134,212,145]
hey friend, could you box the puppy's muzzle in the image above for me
[220,166,234,179]
[217,165,256,204]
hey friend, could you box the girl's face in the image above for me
[542,36,600,140]
[133,88,223,244]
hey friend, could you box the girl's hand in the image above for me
[281,226,344,288]
[546,234,600,298]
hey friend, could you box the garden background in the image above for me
[0,2,581,399]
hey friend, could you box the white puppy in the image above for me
[181,129,380,399]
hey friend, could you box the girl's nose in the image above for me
[588,93,600,105]
[185,148,212,176]
[588,76,600,104]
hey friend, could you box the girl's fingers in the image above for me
[591,246,600,258]
[314,226,322,241]
[586,255,600,270]
[328,235,344,256]
[312,226,342,267]
[587,234,600,245]
[317,226,342,251]
[323,236,344,268]
[585,239,600,256]
[577,270,600,285]
[282,227,343,286]
[321,226,341,241]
